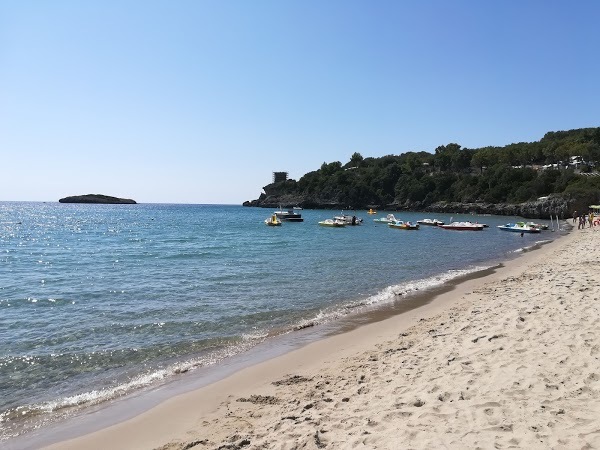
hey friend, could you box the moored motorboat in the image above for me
[388,220,419,230]
[274,206,304,222]
[373,213,397,223]
[524,221,548,230]
[318,219,346,227]
[333,212,363,225]
[264,214,282,226]
[439,221,484,231]
[498,222,541,233]
[417,218,445,226]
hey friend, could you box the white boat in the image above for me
[264,214,282,226]
[333,212,362,225]
[524,221,548,230]
[439,221,484,231]
[274,206,304,222]
[373,213,397,223]
[318,219,346,227]
[498,222,541,233]
[416,218,444,226]
[388,220,419,230]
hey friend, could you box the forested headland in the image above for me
[244,127,600,219]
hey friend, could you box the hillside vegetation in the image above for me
[247,127,600,215]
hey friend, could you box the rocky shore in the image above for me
[243,194,572,220]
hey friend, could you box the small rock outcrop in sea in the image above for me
[58,194,137,204]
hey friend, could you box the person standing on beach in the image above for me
[589,212,594,227]
[573,211,578,223]
[579,215,585,229]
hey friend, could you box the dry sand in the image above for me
[47,227,600,450]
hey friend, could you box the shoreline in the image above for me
[4,252,512,449]
[3,242,518,447]
[33,227,600,449]
[1,216,551,446]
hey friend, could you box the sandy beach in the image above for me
[45,227,600,450]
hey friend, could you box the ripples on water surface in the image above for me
[0,202,559,439]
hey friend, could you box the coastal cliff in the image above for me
[243,178,581,219]
[243,193,573,220]
[59,194,137,204]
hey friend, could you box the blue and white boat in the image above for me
[497,222,541,233]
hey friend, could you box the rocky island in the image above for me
[59,194,137,204]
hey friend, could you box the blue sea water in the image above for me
[0,202,560,440]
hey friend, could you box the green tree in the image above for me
[258,126,600,210]
[350,152,364,167]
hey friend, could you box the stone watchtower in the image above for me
[273,172,288,183]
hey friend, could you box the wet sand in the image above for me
[45,227,600,449]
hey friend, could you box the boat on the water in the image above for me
[524,221,548,230]
[388,220,419,230]
[439,221,484,231]
[318,219,346,227]
[373,213,397,223]
[367,208,377,215]
[274,207,304,222]
[498,222,541,233]
[333,212,363,225]
[417,218,445,226]
[264,214,282,226]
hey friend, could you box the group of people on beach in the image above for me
[573,210,598,229]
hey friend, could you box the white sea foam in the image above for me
[364,266,491,305]
[0,339,261,439]
[292,266,492,331]
[241,330,269,341]
[513,239,551,253]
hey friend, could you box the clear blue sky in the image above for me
[1,1,598,204]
